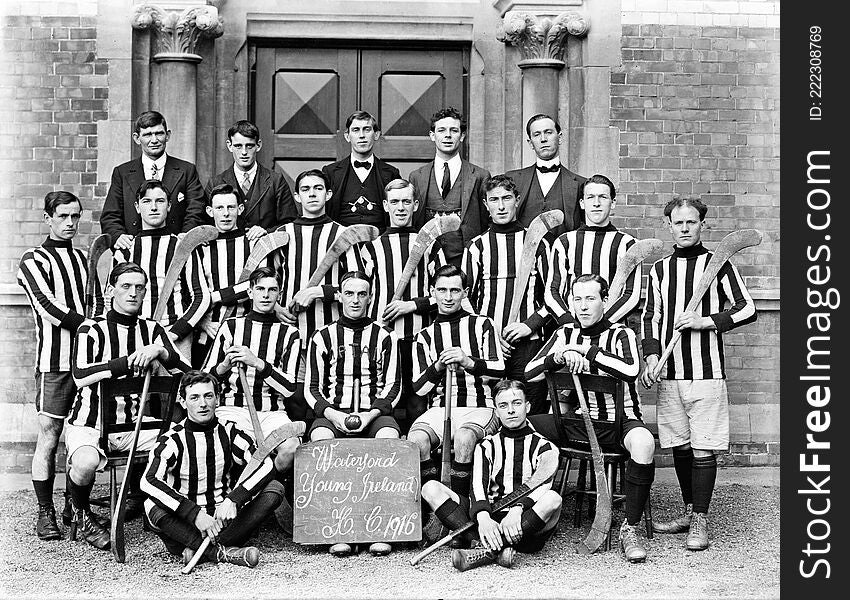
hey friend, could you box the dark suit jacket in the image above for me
[322,156,400,224]
[410,159,491,255]
[505,164,586,234]
[206,163,297,231]
[100,155,208,242]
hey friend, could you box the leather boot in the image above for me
[686,512,709,551]
[36,504,61,541]
[619,521,647,563]
[216,545,260,567]
[652,503,693,534]
[69,508,110,550]
[451,545,514,571]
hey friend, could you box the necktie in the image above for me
[150,163,159,180]
[536,164,559,174]
[241,172,252,196]
[440,162,451,200]
[353,160,371,170]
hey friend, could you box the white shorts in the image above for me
[216,405,292,441]
[65,420,160,472]
[656,379,729,451]
[409,406,499,448]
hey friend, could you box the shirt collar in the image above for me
[43,237,73,248]
[233,162,258,181]
[106,309,138,327]
[350,155,374,168]
[435,153,462,171]
[580,317,613,338]
[672,242,709,259]
[141,153,167,174]
[535,156,561,168]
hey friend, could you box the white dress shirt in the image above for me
[142,154,167,181]
[434,153,462,196]
[535,157,561,196]
[351,155,374,183]
[233,162,258,192]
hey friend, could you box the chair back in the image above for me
[545,371,625,446]
[98,375,181,452]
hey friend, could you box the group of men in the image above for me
[17,105,756,570]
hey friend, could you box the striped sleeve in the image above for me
[586,326,641,381]
[372,330,401,414]
[203,319,233,378]
[523,240,552,331]
[152,322,192,372]
[226,423,276,506]
[712,261,757,332]
[470,317,505,379]
[141,430,201,522]
[640,260,664,357]
[470,439,494,517]
[524,327,566,382]
[544,235,571,324]
[170,250,212,339]
[462,241,483,312]
[17,249,86,331]
[304,330,333,416]
[73,321,130,388]
[603,237,640,323]
[412,329,441,395]
[262,326,300,397]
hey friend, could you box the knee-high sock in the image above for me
[67,475,93,512]
[520,508,547,536]
[625,459,656,525]
[33,476,55,507]
[434,497,469,530]
[673,446,694,505]
[450,460,472,497]
[219,480,284,548]
[691,454,717,514]
[420,458,438,485]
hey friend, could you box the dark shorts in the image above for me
[308,415,401,439]
[528,414,650,454]
[34,371,76,419]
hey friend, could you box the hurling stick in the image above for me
[650,229,762,381]
[606,238,664,306]
[440,366,454,486]
[181,420,306,574]
[86,233,111,319]
[507,210,564,324]
[239,365,264,443]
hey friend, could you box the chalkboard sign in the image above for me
[293,438,422,545]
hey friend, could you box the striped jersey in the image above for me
[113,229,211,337]
[202,311,300,412]
[278,215,360,343]
[525,319,643,421]
[470,424,556,517]
[141,417,275,522]
[360,226,436,341]
[69,309,189,428]
[196,229,254,324]
[545,224,639,325]
[17,238,88,372]
[412,310,505,408]
[305,315,401,417]
[641,243,757,379]
[462,222,550,336]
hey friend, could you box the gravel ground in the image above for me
[0,468,779,599]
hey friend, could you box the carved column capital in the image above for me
[498,11,589,66]
[131,2,224,62]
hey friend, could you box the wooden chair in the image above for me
[546,371,653,550]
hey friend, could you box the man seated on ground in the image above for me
[142,370,285,569]
[421,380,561,571]
[525,273,656,563]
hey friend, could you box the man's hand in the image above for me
[194,511,220,540]
[560,350,589,374]
[127,344,165,375]
[275,303,296,325]
[476,512,504,552]
[674,311,714,331]
[499,506,524,546]
[210,291,222,305]
[438,347,473,370]
[226,345,263,370]
[177,232,187,242]
[640,355,660,389]
[502,323,532,345]
[381,300,415,323]
[114,234,134,251]
[344,409,380,434]
[289,286,323,313]
[245,226,267,242]
[214,498,237,526]
[499,336,513,360]
[324,407,350,433]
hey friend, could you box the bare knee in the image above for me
[453,428,478,462]
[421,480,451,507]
[374,427,399,439]
[408,430,432,460]
[273,438,299,472]
[535,490,563,518]
[310,427,335,442]
[68,447,100,484]
[624,428,656,464]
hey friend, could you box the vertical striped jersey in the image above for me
[203,311,300,412]
[360,226,436,341]
[196,229,254,324]
[525,319,643,421]
[641,243,757,379]
[412,310,505,408]
[545,224,639,325]
[470,423,556,517]
[462,222,550,336]
[69,309,189,428]
[17,238,88,372]
[305,315,401,417]
[141,417,275,521]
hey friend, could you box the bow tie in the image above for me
[536,164,559,174]
[353,160,371,170]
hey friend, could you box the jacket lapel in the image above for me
[459,160,475,221]
[161,156,183,197]
[515,165,535,213]
[126,158,146,194]
[242,165,270,219]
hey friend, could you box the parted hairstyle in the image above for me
[430,107,466,133]
[339,269,372,292]
[43,190,82,216]
[179,369,221,401]
[582,174,617,201]
[249,265,282,288]
[208,182,243,206]
[431,263,468,289]
[294,169,331,191]
[108,261,148,286]
[227,119,260,142]
[525,113,561,138]
[384,178,416,197]
[345,110,380,132]
[483,174,519,198]
[664,197,708,220]
[570,273,609,300]
[136,179,170,203]
[493,379,527,401]
[133,110,167,134]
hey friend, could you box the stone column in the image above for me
[130,3,224,163]
[498,11,589,165]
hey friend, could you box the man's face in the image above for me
[248,276,281,314]
[527,118,561,161]
[206,192,243,233]
[111,272,147,316]
[44,201,82,241]
[295,175,330,216]
[344,118,379,158]
[484,185,518,225]
[226,133,261,172]
[338,277,371,320]
[135,187,170,229]
[383,187,417,228]
[668,204,704,248]
[181,381,218,425]
[571,280,606,328]
[494,388,530,430]
[580,182,615,227]
[132,123,170,160]
[429,117,465,157]
[431,274,467,315]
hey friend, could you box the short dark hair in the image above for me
[432,264,468,289]
[179,370,221,401]
[339,270,371,292]
[571,273,609,300]
[108,261,148,286]
[525,114,561,138]
[345,110,380,132]
[294,169,330,191]
[493,379,527,401]
[583,174,616,201]
[249,266,281,288]
[430,107,466,133]
[227,119,260,142]
[384,178,415,197]
[133,110,167,134]
[43,190,82,216]
[136,179,169,203]
[664,197,708,220]
[484,174,519,199]
[208,182,242,206]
